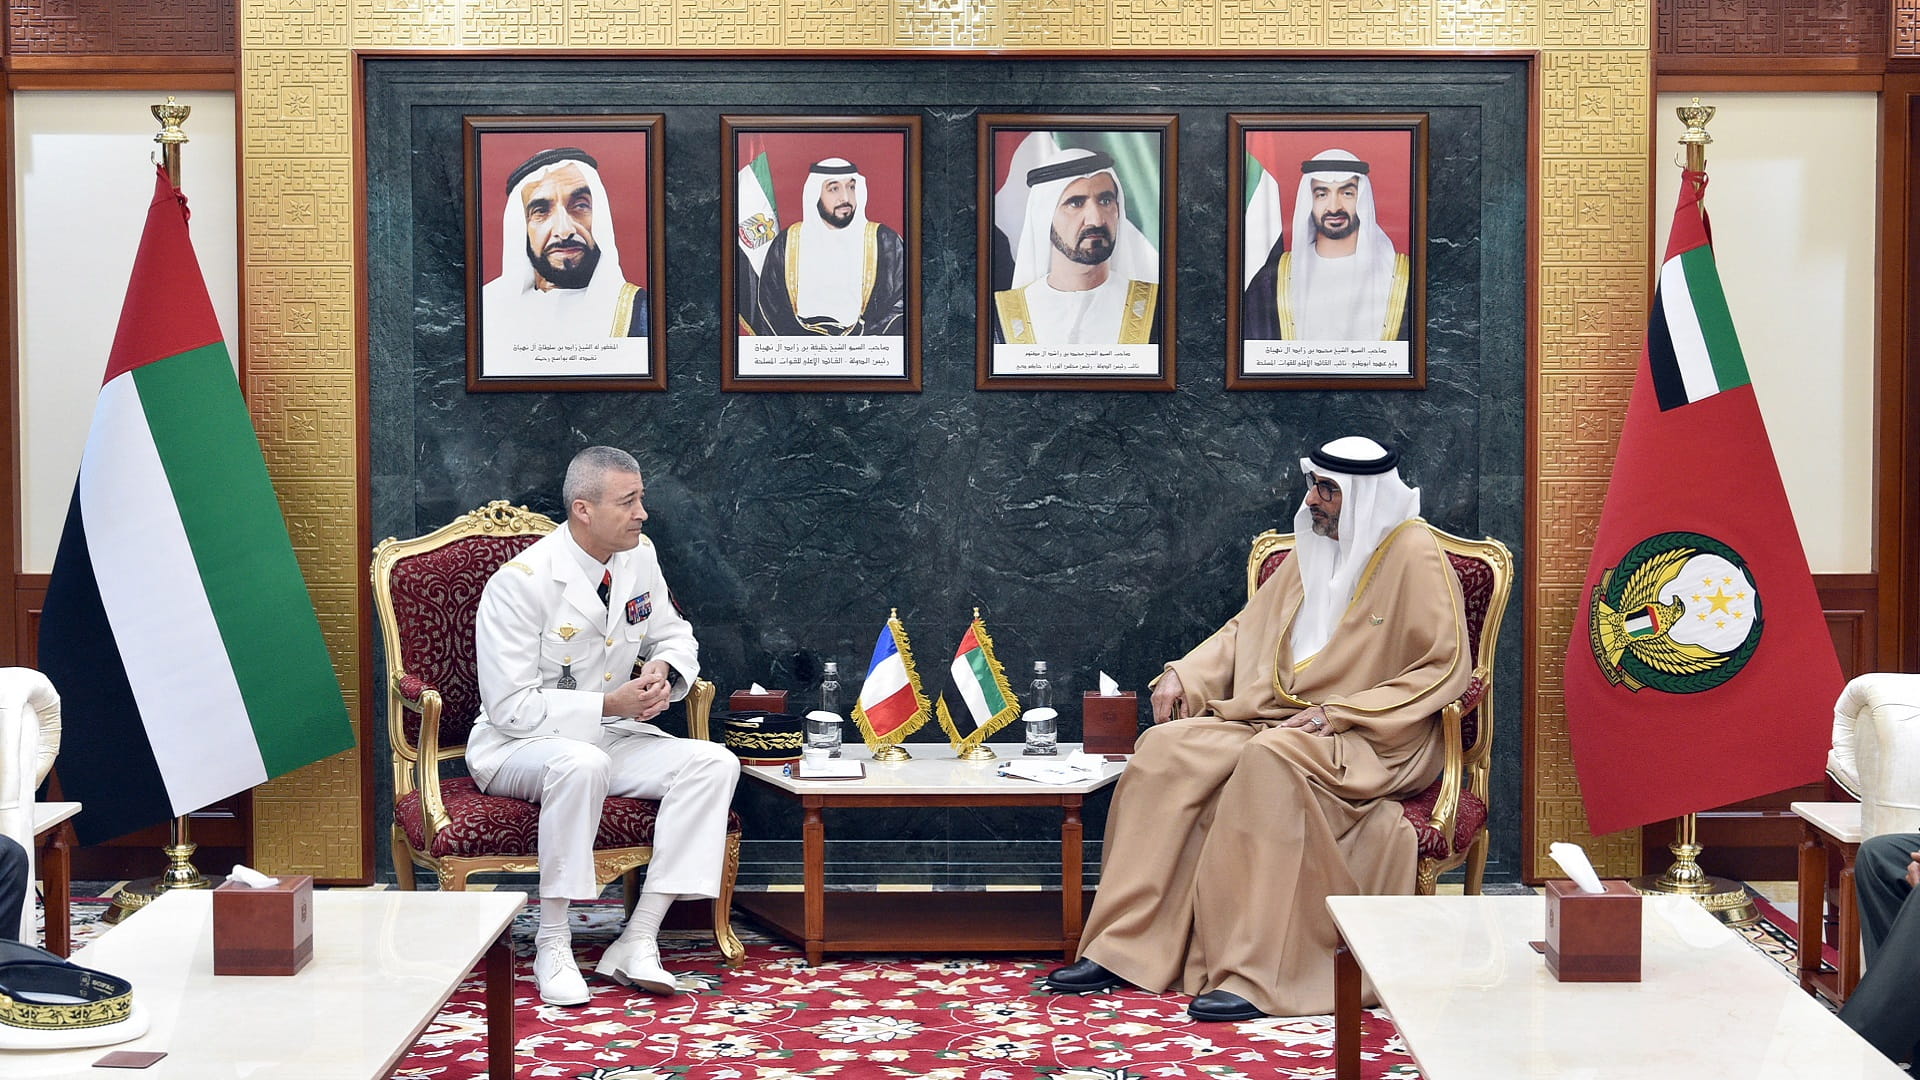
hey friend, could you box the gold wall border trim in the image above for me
[238,4,1649,883]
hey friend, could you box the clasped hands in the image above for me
[1150,668,1334,735]
[602,659,675,722]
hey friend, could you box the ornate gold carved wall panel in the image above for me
[1325,0,1437,48]
[1436,0,1541,49]
[1213,0,1326,47]
[238,0,1650,881]
[241,0,350,48]
[1544,0,1648,49]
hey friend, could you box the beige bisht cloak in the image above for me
[1079,519,1470,1016]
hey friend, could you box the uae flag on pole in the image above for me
[734,137,777,335]
[37,168,354,846]
[851,613,930,750]
[1242,149,1285,290]
[1563,168,1842,836]
[934,613,1022,750]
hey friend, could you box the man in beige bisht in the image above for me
[1045,435,1469,1021]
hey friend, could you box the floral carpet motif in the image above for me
[52,893,1815,1079]
[392,904,1417,1080]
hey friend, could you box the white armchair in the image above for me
[1,667,61,942]
[1828,673,1920,838]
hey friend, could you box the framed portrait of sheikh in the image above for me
[464,115,667,392]
[1227,114,1428,391]
[978,114,1177,392]
[721,115,921,393]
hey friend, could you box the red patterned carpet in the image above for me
[393,911,1420,1080]
[54,893,1815,1079]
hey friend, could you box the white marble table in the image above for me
[1327,893,1906,1079]
[1792,799,1865,1004]
[2,888,522,1079]
[739,742,1125,963]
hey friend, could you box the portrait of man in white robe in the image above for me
[475,139,658,382]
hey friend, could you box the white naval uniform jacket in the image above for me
[467,526,700,790]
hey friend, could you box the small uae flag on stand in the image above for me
[851,610,931,759]
[37,167,354,846]
[935,609,1022,756]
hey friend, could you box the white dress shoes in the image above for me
[534,938,590,1006]
[596,935,677,995]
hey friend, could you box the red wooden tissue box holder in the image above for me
[213,874,314,976]
[1081,691,1139,755]
[1544,878,1641,982]
[730,690,789,714]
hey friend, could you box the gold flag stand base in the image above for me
[956,744,997,762]
[871,744,913,762]
[104,818,222,925]
[1627,812,1758,926]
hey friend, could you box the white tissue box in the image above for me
[213,874,314,976]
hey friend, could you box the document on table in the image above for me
[997,753,1106,785]
[792,759,865,780]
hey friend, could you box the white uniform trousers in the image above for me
[483,729,740,901]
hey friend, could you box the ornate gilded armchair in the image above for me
[371,501,743,962]
[1249,524,1512,894]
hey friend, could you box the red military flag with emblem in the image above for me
[1563,166,1843,836]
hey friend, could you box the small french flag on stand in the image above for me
[851,610,930,749]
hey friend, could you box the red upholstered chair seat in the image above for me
[1402,783,1490,860]
[397,777,743,860]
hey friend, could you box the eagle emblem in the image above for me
[1588,532,1763,695]
[737,213,777,250]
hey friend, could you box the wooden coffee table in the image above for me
[2,888,522,1079]
[1328,893,1907,1079]
[31,801,80,955]
[1791,799,1863,1005]
[737,742,1124,964]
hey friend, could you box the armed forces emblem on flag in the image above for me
[1588,532,1763,694]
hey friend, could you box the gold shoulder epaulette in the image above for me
[502,560,533,575]
[637,535,654,548]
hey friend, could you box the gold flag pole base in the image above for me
[956,744,997,762]
[1626,812,1758,926]
[871,744,913,762]
[104,816,223,925]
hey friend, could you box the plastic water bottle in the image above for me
[814,661,843,758]
[1024,661,1057,756]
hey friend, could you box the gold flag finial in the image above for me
[973,607,980,620]
[890,607,898,621]
[152,96,191,147]
[1677,97,1714,173]
[151,96,191,187]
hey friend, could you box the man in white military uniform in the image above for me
[470,446,740,1006]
